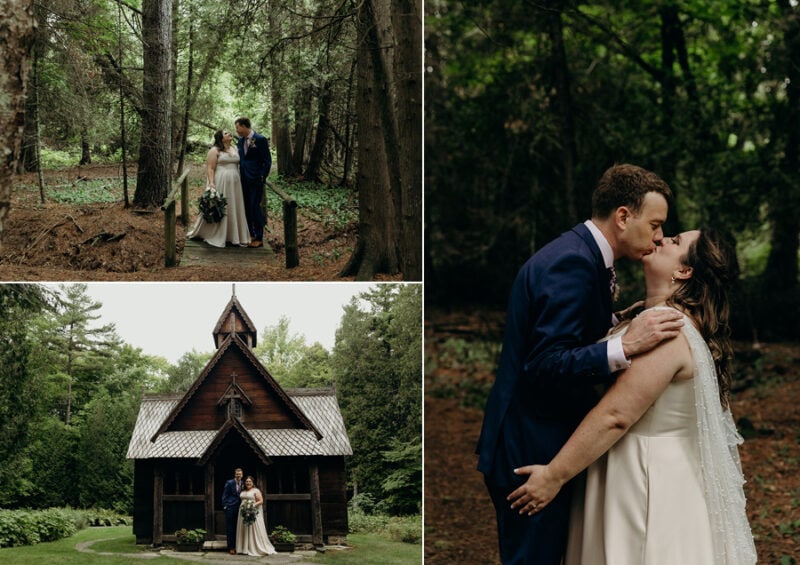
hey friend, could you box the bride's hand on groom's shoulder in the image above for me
[507,465,562,516]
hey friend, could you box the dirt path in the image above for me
[1,165,398,282]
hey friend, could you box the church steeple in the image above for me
[212,288,258,349]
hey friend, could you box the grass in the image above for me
[0,526,420,564]
[0,526,151,564]
[308,533,421,564]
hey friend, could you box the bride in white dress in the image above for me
[235,476,276,556]
[508,228,756,564]
[187,129,251,247]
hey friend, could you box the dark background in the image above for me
[425,0,800,341]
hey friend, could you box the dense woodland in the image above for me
[0,0,421,280]
[425,1,800,339]
[0,283,421,517]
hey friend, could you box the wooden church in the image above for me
[126,292,352,546]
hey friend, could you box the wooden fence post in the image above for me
[267,181,299,269]
[180,173,189,226]
[161,166,191,268]
[283,200,299,268]
[164,201,176,267]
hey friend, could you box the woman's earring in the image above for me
[671,275,676,284]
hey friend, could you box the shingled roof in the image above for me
[126,387,352,460]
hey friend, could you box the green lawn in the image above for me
[0,526,152,564]
[307,533,421,564]
[0,526,421,564]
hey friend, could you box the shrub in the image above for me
[386,515,422,544]
[347,507,390,534]
[0,508,75,548]
[269,525,296,544]
[0,507,130,548]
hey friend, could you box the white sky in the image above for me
[63,282,382,363]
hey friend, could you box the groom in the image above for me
[235,117,272,248]
[477,164,685,564]
[222,467,244,555]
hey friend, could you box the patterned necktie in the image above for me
[608,266,617,298]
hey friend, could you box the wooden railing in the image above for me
[266,180,299,268]
[161,167,191,267]
[161,169,299,269]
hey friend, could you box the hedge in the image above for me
[0,507,129,548]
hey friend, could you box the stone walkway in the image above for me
[76,537,351,564]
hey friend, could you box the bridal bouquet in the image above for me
[198,187,227,223]
[240,499,257,526]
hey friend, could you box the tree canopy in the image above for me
[426,0,800,339]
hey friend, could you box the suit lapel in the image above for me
[571,223,612,312]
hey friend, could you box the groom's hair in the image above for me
[591,164,672,219]
[235,117,251,128]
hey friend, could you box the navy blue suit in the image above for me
[221,478,242,551]
[477,223,617,564]
[238,131,272,241]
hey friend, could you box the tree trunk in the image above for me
[79,126,92,166]
[291,86,313,177]
[117,2,130,207]
[134,0,173,209]
[340,56,357,187]
[176,10,194,178]
[390,0,422,280]
[762,3,800,337]
[270,10,292,176]
[0,0,36,253]
[306,81,333,183]
[340,0,400,279]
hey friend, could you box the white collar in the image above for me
[583,219,614,269]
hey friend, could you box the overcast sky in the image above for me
[63,282,384,363]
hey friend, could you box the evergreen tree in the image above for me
[0,284,53,506]
[332,284,421,514]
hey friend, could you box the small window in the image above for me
[228,398,242,418]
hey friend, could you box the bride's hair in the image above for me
[212,130,225,153]
[667,227,740,407]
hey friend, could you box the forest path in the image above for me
[181,239,276,268]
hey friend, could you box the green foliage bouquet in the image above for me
[198,188,227,223]
[239,500,257,526]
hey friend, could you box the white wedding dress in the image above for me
[235,488,276,556]
[187,149,250,247]
[565,307,756,564]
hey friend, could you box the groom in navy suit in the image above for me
[477,164,684,564]
[222,468,244,554]
[235,117,272,248]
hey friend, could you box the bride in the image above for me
[187,129,251,247]
[508,228,756,564]
[235,476,276,556]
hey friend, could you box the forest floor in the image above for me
[424,307,800,564]
[0,164,401,282]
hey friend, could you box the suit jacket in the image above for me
[222,479,242,509]
[238,131,272,182]
[477,223,617,486]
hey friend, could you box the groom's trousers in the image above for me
[224,503,239,550]
[486,478,572,565]
[242,178,265,241]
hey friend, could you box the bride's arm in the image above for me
[254,489,263,507]
[206,148,218,188]
[508,333,692,514]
